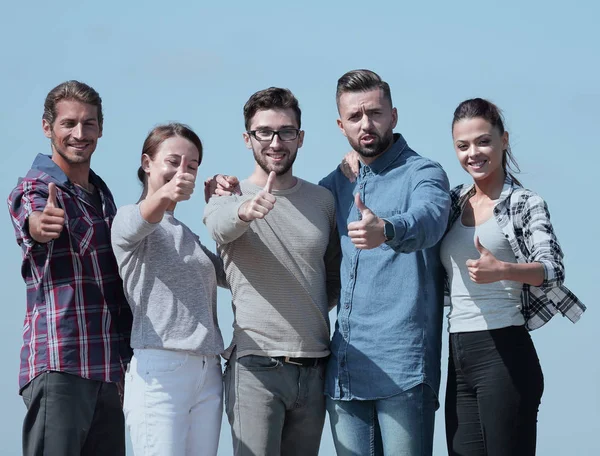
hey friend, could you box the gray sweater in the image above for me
[203,179,341,360]
[111,204,225,356]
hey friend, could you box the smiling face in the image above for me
[142,136,200,198]
[452,117,508,185]
[43,100,102,169]
[243,108,304,178]
[336,88,397,163]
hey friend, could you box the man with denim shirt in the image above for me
[7,80,132,456]
[320,69,451,456]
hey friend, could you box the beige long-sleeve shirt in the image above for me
[203,178,340,359]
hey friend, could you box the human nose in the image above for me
[269,133,284,149]
[72,123,84,139]
[360,114,373,130]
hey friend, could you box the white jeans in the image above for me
[124,349,223,456]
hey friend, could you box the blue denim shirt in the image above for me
[320,134,451,401]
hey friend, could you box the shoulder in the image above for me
[403,152,448,182]
[318,166,343,192]
[507,186,548,212]
[8,172,48,205]
[300,179,334,201]
[450,184,467,202]
[114,204,138,219]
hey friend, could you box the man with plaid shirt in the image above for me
[7,80,132,456]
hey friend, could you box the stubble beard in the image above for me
[51,134,94,166]
[253,146,298,177]
[351,129,395,159]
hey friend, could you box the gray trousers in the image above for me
[224,354,326,456]
[21,371,125,456]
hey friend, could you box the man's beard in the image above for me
[51,135,93,165]
[350,129,395,159]
[253,147,298,177]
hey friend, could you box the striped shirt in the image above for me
[446,176,586,330]
[7,154,133,391]
[203,178,340,359]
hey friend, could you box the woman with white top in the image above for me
[441,98,585,456]
[111,123,226,456]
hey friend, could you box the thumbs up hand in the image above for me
[347,193,386,249]
[466,236,506,283]
[29,182,66,243]
[161,155,196,203]
[238,171,277,222]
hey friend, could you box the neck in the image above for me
[473,170,505,200]
[52,154,91,190]
[249,166,297,190]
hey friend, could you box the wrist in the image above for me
[499,261,511,281]
[382,218,395,242]
[237,201,251,222]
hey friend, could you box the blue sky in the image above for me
[1,1,598,454]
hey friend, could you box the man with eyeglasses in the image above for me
[203,87,341,456]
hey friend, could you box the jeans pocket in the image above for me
[21,379,34,408]
[237,355,280,371]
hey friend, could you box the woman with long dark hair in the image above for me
[442,98,586,455]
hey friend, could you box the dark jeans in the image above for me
[445,326,544,456]
[21,371,125,456]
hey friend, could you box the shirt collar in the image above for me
[31,153,103,189]
[359,133,407,176]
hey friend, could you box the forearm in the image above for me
[203,197,252,244]
[28,211,50,243]
[501,261,544,286]
[387,168,450,253]
[139,190,172,224]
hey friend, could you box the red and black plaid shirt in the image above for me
[8,154,132,392]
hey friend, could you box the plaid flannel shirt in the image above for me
[445,175,586,330]
[8,154,132,391]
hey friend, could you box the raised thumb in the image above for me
[47,182,57,208]
[179,155,189,174]
[354,192,368,213]
[264,171,276,193]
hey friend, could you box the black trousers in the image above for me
[21,371,125,456]
[445,326,544,456]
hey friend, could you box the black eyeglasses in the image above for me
[247,128,300,142]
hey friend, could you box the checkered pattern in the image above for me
[8,154,132,391]
[445,175,586,330]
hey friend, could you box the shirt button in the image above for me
[340,360,346,367]
[504,234,509,238]
[345,304,349,309]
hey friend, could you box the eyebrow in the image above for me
[252,124,297,130]
[166,154,199,163]
[455,133,492,143]
[59,117,98,123]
